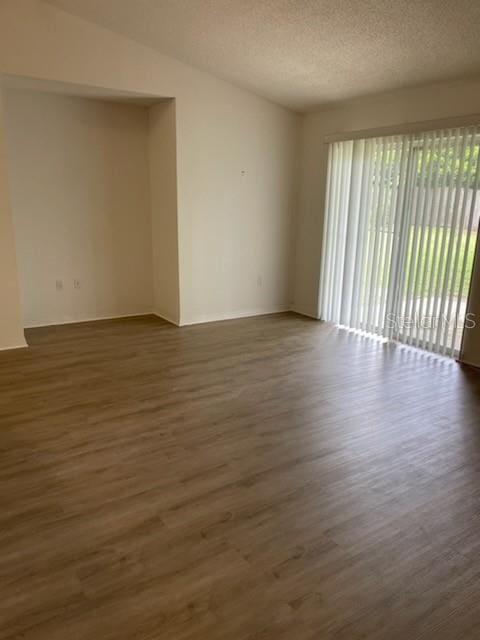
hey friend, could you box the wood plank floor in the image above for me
[1,313,480,639]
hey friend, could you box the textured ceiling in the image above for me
[45,0,480,112]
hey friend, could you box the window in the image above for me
[320,127,480,357]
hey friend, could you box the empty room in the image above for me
[1,1,480,639]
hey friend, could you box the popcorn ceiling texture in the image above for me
[46,0,480,112]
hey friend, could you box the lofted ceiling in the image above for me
[45,0,480,112]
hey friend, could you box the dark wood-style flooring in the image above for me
[1,313,480,639]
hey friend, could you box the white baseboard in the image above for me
[24,310,153,329]
[152,310,180,326]
[180,306,291,326]
[22,306,310,333]
[290,306,320,320]
[0,342,28,352]
[457,356,480,370]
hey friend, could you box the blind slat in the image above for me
[320,126,480,358]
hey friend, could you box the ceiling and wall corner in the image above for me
[0,0,300,348]
[44,0,480,112]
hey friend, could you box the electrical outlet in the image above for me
[73,279,81,290]
[55,279,63,291]
[257,275,263,287]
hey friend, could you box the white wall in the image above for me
[149,99,180,325]
[0,88,26,349]
[3,89,153,327]
[179,99,298,324]
[462,236,480,367]
[0,0,300,347]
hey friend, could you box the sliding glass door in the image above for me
[320,126,480,357]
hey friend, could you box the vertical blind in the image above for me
[320,126,480,357]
